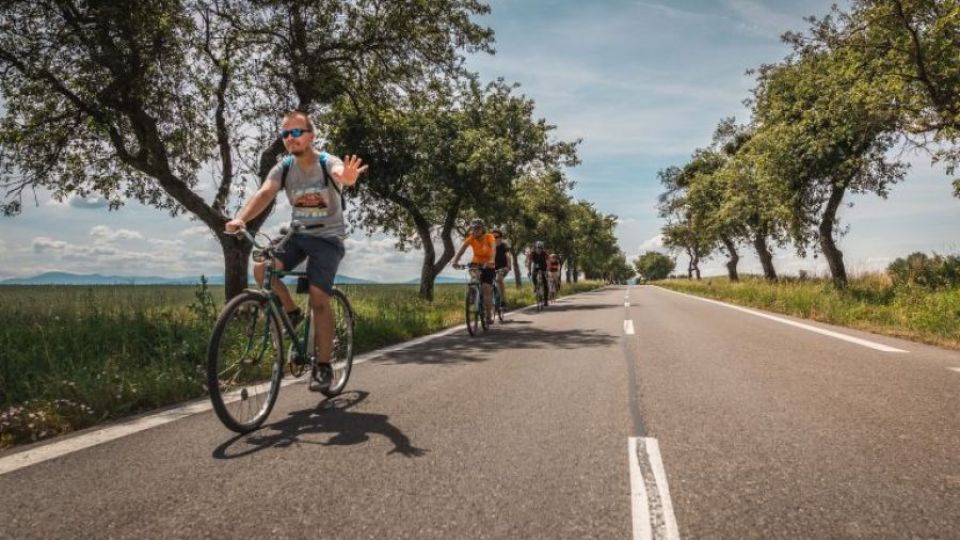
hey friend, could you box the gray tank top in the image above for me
[266,152,346,239]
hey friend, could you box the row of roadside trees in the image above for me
[657,0,960,289]
[0,0,627,300]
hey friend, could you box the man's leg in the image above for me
[254,260,297,312]
[308,285,335,363]
[482,282,494,321]
[496,273,507,305]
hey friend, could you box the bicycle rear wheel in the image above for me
[207,291,284,433]
[321,289,355,398]
[465,286,480,336]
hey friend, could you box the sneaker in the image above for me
[309,362,333,392]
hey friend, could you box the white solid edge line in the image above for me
[656,287,907,353]
[948,367,960,373]
[628,437,653,540]
[624,320,635,335]
[645,438,681,540]
[0,287,602,477]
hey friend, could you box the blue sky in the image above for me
[2,0,958,282]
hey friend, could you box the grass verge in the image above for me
[655,275,960,351]
[0,279,604,448]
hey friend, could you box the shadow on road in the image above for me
[371,322,617,367]
[212,391,427,460]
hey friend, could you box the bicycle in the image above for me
[206,221,356,433]
[455,263,490,336]
[531,269,548,311]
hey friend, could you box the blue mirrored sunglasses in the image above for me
[280,128,311,139]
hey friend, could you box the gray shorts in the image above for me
[277,234,345,294]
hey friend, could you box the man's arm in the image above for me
[452,242,469,267]
[225,179,282,232]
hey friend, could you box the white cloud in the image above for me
[723,0,809,38]
[181,226,212,237]
[90,225,143,242]
[639,234,666,253]
[32,237,69,252]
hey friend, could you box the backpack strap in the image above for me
[279,156,294,190]
[318,152,346,209]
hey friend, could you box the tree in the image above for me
[801,0,960,194]
[327,77,578,300]
[752,41,906,288]
[0,0,494,298]
[634,251,674,281]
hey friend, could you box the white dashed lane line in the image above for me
[629,437,681,540]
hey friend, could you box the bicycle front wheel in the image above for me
[322,289,355,398]
[207,291,284,433]
[465,286,479,336]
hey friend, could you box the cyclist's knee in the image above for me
[308,286,330,311]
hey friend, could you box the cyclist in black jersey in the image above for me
[492,230,512,307]
[526,240,550,307]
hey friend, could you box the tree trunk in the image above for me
[819,182,848,289]
[720,234,740,281]
[753,231,777,281]
[397,193,460,301]
[219,234,253,299]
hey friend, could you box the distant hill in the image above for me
[0,271,376,286]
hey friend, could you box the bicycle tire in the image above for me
[207,291,284,433]
[321,289,355,398]
[465,286,479,336]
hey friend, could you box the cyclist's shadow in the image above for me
[212,390,427,460]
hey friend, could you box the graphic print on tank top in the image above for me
[291,187,332,220]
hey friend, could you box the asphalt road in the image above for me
[1,285,957,539]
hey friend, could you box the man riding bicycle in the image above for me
[452,219,497,326]
[225,110,367,391]
[526,241,550,307]
[492,229,512,308]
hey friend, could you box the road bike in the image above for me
[455,263,491,336]
[206,222,355,433]
[532,269,548,311]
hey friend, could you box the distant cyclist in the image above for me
[548,253,562,297]
[452,219,496,325]
[492,230,512,307]
[526,241,550,307]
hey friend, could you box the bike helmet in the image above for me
[470,218,486,230]
[534,240,544,249]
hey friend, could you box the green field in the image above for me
[0,280,603,448]
[656,275,960,350]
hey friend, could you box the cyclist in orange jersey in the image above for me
[452,218,497,325]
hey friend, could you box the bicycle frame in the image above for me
[259,266,313,362]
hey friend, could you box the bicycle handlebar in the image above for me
[229,220,304,259]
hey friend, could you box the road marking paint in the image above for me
[645,438,680,539]
[949,367,960,374]
[629,437,680,540]
[0,288,606,476]
[628,438,653,540]
[657,287,907,353]
[624,320,635,335]
[625,301,630,307]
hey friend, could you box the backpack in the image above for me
[279,152,346,209]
